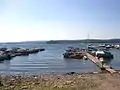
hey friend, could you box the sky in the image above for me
[0,0,120,42]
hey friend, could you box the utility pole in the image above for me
[87,33,90,43]
[86,33,90,48]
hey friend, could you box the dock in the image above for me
[86,53,116,73]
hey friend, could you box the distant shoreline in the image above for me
[0,38,120,44]
[46,39,120,44]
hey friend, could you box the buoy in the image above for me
[83,56,88,60]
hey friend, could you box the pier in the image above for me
[86,53,116,73]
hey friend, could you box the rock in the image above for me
[66,81,72,84]
[93,72,98,74]
[78,75,82,78]
[0,81,3,86]
[10,78,15,81]
[34,82,40,85]
[66,72,76,75]
[34,76,38,79]
[58,85,63,88]
[53,85,57,88]
[10,86,15,89]
[21,86,28,90]
[57,77,60,79]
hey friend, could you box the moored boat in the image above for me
[0,53,12,60]
[114,44,120,49]
[0,47,45,61]
[88,48,113,59]
[98,44,106,47]
[27,47,45,54]
[96,50,113,59]
[63,47,86,59]
[63,52,85,59]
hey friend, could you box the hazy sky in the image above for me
[0,0,120,42]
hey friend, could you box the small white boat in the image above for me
[114,44,120,49]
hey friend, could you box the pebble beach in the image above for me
[0,71,120,90]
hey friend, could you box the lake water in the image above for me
[0,42,119,75]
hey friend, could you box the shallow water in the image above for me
[0,42,119,75]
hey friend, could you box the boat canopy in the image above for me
[96,51,105,55]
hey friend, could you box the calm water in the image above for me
[0,43,119,75]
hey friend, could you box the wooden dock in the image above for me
[86,53,116,73]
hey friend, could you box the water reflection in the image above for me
[103,58,113,65]
[0,60,4,63]
[0,60,11,71]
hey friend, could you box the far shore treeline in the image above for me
[46,39,120,44]
[0,39,120,44]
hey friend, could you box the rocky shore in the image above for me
[0,71,120,90]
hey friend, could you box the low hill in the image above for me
[0,39,120,44]
[46,39,120,44]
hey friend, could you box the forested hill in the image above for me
[46,39,120,44]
